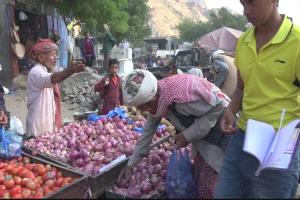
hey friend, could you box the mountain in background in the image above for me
[147,0,208,37]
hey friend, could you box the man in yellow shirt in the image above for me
[214,0,300,198]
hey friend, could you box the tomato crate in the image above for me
[103,184,167,199]
[19,152,90,199]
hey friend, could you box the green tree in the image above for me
[54,0,129,35]
[177,7,247,42]
[124,0,151,47]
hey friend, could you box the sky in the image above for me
[205,0,300,25]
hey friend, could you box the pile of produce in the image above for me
[123,106,176,135]
[25,116,172,176]
[0,156,74,199]
[110,142,192,199]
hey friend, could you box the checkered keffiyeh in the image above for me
[153,74,230,118]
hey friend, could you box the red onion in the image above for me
[69,150,79,160]
[141,181,152,193]
[75,158,85,167]
[79,148,89,158]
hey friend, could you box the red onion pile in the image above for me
[110,142,179,198]
[24,115,174,176]
[25,117,141,175]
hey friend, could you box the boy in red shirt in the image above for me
[94,59,123,114]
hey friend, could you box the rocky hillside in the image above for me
[147,0,208,37]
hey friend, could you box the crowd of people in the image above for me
[1,0,300,199]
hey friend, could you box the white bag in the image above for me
[9,116,24,135]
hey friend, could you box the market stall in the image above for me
[22,106,181,198]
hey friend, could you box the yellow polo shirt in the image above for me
[235,16,300,131]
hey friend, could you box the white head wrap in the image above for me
[123,69,158,106]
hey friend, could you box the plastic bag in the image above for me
[0,127,23,158]
[165,149,197,199]
[9,116,24,135]
[107,107,128,119]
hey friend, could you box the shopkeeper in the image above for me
[118,69,231,198]
[26,39,85,137]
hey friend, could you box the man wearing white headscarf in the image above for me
[118,69,231,198]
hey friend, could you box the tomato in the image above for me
[44,180,54,189]
[25,179,36,190]
[45,164,51,172]
[0,185,6,190]
[13,176,22,185]
[17,167,26,177]
[21,188,31,199]
[23,157,30,164]
[0,188,7,197]
[5,165,14,174]
[44,187,52,196]
[32,191,43,199]
[21,178,29,187]
[64,177,72,184]
[17,156,23,162]
[10,168,19,176]
[42,171,56,182]
[54,177,64,187]
[2,191,10,199]
[11,193,22,199]
[0,174,5,184]
[21,170,35,180]
[9,185,21,196]
[3,179,15,189]
[56,171,62,178]
[37,166,46,176]
[0,163,6,169]
[51,167,57,174]
[35,176,43,185]
[24,163,33,171]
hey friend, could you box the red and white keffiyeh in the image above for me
[153,74,230,118]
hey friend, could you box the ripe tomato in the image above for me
[0,185,6,190]
[5,164,14,174]
[0,188,7,197]
[0,174,5,184]
[10,167,19,176]
[11,193,22,199]
[24,163,33,171]
[21,188,31,199]
[35,176,43,185]
[9,185,22,196]
[2,191,10,199]
[3,179,15,189]
[44,187,52,196]
[25,179,36,190]
[17,156,23,162]
[0,163,6,169]
[23,157,30,164]
[21,178,29,187]
[54,177,64,187]
[32,191,43,199]
[44,180,54,189]
[56,171,62,177]
[13,176,22,185]
[37,166,46,176]
[22,170,35,179]
[45,164,52,172]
